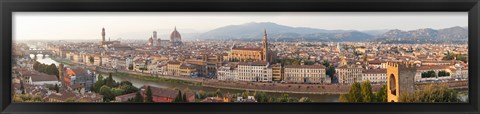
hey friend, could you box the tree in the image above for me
[376,85,388,102]
[298,97,312,102]
[13,94,43,102]
[133,91,144,103]
[54,84,59,93]
[105,73,115,87]
[89,56,95,64]
[422,70,437,78]
[400,84,460,102]
[99,85,114,102]
[93,74,105,92]
[174,90,183,102]
[182,93,188,102]
[360,81,374,102]
[338,82,363,102]
[145,86,153,103]
[348,82,363,102]
[339,94,349,102]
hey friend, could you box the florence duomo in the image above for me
[147,27,183,48]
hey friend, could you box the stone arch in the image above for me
[389,74,397,95]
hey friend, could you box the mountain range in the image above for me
[194,22,467,43]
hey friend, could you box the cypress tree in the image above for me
[182,93,187,102]
[360,81,374,102]
[133,91,144,103]
[145,86,153,103]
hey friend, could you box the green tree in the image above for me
[339,94,349,102]
[360,81,374,102]
[105,73,115,87]
[54,84,59,93]
[298,97,312,102]
[376,85,388,102]
[13,94,43,102]
[338,82,363,102]
[89,56,95,64]
[145,86,154,103]
[99,85,114,102]
[133,91,144,103]
[400,84,460,102]
[182,93,188,102]
[349,82,363,102]
[174,90,183,102]
[93,74,105,92]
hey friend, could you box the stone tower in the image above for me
[153,31,157,40]
[262,29,269,62]
[101,28,106,45]
[58,63,64,84]
[386,62,416,102]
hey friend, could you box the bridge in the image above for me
[25,48,56,58]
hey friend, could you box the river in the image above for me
[32,55,340,102]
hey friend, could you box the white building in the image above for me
[217,63,238,81]
[28,73,60,86]
[236,61,272,82]
[362,69,387,83]
[284,65,329,84]
[336,65,364,84]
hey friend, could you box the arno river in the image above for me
[32,55,340,102]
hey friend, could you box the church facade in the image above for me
[228,29,275,63]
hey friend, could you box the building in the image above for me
[139,85,195,102]
[362,69,387,83]
[236,61,272,82]
[115,92,137,102]
[63,67,96,91]
[336,65,364,84]
[166,61,198,77]
[414,65,454,81]
[170,27,182,46]
[228,29,275,63]
[387,62,416,102]
[217,63,238,81]
[27,73,60,86]
[271,63,283,81]
[284,65,329,84]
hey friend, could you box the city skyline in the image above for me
[14,12,467,40]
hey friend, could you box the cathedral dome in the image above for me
[170,27,181,42]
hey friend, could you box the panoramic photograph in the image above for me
[11,12,468,103]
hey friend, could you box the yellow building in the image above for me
[271,63,283,81]
[167,60,197,77]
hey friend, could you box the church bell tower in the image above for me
[263,29,269,62]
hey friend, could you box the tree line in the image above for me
[421,70,450,78]
[339,80,461,102]
[339,81,387,102]
[92,73,139,102]
[33,61,59,79]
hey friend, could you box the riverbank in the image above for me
[95,68,356,94]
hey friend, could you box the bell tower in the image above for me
[101,28,106,45]
[263,29,269,62]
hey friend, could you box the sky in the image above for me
[13,12,467,40]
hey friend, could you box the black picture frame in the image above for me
[1,0,479,114]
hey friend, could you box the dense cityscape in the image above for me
[12,22,469,103]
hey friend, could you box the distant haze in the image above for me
[13,12,467,40]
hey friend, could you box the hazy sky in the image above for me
[14,12,467,40]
